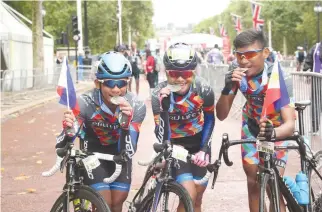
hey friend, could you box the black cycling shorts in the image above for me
[171,132,210,187]
[83,159,132,192]
[132,68,140,80]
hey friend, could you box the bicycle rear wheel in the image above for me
[137,181,193,212]
[50,185,110,212]
[309,150,322,211]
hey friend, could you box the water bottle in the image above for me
[283,172,309,205]
[295,172,309,205]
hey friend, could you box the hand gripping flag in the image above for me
[261,60,290,118]
[56,56,80,116]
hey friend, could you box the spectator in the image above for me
[295,46,307,72]
[206,44,224,65]
[303,41,322,134]
[226,53,236,65]
[55,52,63,65]
[266,48,277,63]
[277,51,283,61]
[145,49,156,99]
[154,49,162,86]
[129,42,142,95]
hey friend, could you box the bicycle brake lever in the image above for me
[210,160,221,189]
[60,152,70,173]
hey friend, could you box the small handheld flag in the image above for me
[56,56,80,116]
[261,60,290,118]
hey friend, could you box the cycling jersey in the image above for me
[56,88,146,191]
[151,77,215,185]
[228,62,294,166]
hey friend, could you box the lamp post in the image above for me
[41,8,46,29]
[314,2,322,42]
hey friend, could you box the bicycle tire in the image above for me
[137,181,194,212]
[310,150,322,212]
[50,185,111,212]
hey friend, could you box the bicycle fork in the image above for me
[258,168,281,212]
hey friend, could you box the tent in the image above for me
[169,33,223,49]
[0,1,54,91]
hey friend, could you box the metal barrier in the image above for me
[198,64,245,119]
[0,65,95,105]
[291,72,322,151]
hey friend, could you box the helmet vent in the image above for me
[101,62,111,73]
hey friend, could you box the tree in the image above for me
[193,1,320,54]
[32,0,44,89]
[6,1,154,55]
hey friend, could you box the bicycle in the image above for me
[202,100,322,212]
[124,141,216,212]
[42,139,129,212]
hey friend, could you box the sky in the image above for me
[152,0,231,27]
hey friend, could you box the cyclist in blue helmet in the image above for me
[56,51,146,212]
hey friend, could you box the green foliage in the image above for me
[5,0,154,54]
[193,0,322,54]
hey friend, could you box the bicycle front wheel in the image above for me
[310,150,322,212]
[137,181,193,212]
[50,185,110,212]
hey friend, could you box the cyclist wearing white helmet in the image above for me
[57,51,146,212]
[152,43,215,211]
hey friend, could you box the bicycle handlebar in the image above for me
[42,143,127,184]
[221,132,303,167]
[139,142,215,185]
[138,151,159,166]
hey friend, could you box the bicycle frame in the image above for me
[258,138,322,212]
[128,148,176,212]
[61,144,85,211]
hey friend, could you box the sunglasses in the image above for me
[98,79,128,88]
[234,48,264,60]
[167,70,194,79]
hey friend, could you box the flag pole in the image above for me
[64,56,70,110]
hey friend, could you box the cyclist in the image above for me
[151,43,215,212]
[55,51,146,212]
[216,29,295,212]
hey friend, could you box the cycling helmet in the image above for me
[95,51,132,79]
[163,43,198,71]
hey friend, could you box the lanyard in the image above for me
[98,91,120,116]
[169,86,192,112]
[240,63,268,93]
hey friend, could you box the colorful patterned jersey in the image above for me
[56,89,146,154]
[152,77,215,140]
[230,62,294,136]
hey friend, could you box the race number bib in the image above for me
[256,140,274,154]
[172,145,189,162]
[82,155,100,172]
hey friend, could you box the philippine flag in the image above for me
[261,60,290,117]
[56,57,80,116]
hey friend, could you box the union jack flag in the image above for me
[231,14,242,33]
[219,24,227,37]
[251,2,265,31]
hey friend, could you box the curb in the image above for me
[1,85,93,120]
